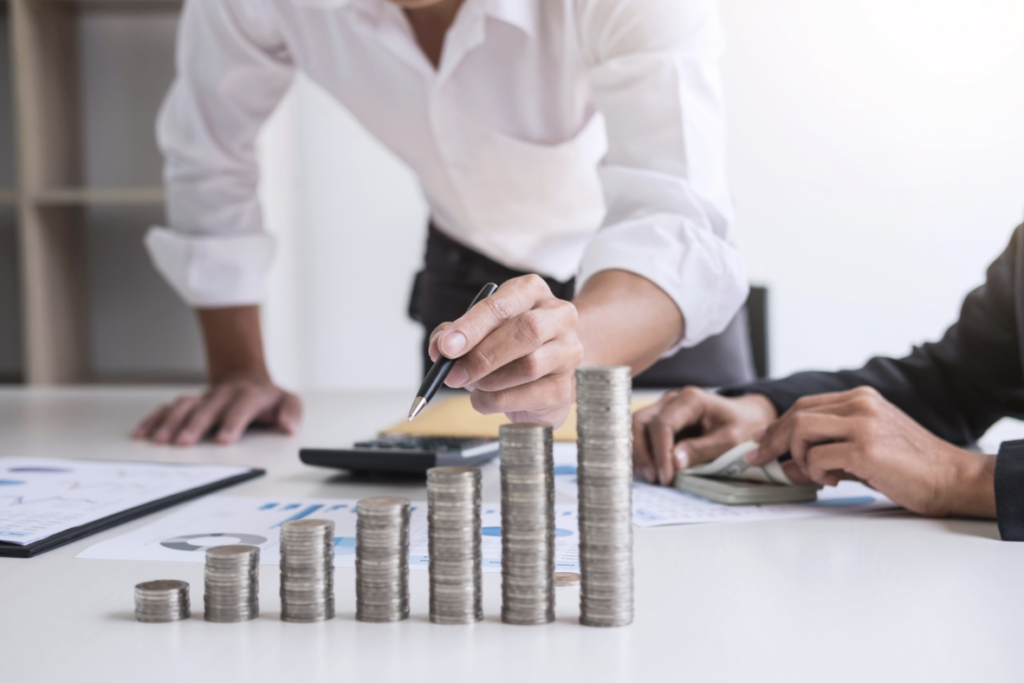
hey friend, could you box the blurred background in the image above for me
[1,0,1023,397]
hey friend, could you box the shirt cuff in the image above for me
[996,439,1024,541]
[144,226,275,308]
[576,215,748,355]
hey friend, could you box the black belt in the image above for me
[408,225,574,324]
[407,224,755,387]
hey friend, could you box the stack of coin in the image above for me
[426,466,482,624]
[576,365,634,627]
[204,544,260,622]
[356,497,410,622]
[134,580,190,622]
[499,424,555,625]
[280,519,335,622]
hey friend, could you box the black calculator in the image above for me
[299,435,499,475]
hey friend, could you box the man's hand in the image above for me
[749,386,996,518]
[133,378,302,446]
[428,275,583,427]
[632,387,778,486]
[132,306,302,446]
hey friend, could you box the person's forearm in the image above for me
[197,306,270,383]
[947,451,997,519]
[573,270,684,374]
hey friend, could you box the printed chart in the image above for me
[79,496,581,573]
[0,458,254,546]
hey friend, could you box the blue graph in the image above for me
[274,504,324,527]
[7,467,70,473]
[333,537,357,555]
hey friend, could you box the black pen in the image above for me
[408,282,499,421]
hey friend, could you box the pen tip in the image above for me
[408,396,427,421]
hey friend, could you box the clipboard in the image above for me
[0,462,264,559]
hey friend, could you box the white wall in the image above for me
[261,0,1024,391]
[258,85,301,389]
[261,77,428,392]
[724,0,1024,376]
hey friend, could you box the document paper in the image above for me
[78,495,581,573]
[0,457,255,546]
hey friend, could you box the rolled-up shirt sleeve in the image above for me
[147,0,294,307]
[577,0,747,351]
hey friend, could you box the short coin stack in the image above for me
[204,545,260,622]
[498,424,555,625]
[576,365,634,627]
[280,519,335,622]
[355,497,410,622]
[134,579,190,622]
[426,466,482,624]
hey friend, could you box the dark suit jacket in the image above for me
[722,224,1024,540]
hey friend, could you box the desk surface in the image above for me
[1,388,1022,683]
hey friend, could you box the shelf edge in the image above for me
[33,187,167,206]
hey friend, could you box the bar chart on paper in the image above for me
[0,458,257,547]
[78,496,582,572]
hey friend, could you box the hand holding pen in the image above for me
[409,275,584,428]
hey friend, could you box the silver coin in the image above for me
[280,519,336,622]
[427,466,483,625]
[203,545,260,622]
[355,497,410,623]
[134,580,191,623]
[576,366,635,628]
[498,424,555,626]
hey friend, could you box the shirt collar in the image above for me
[480,0,538,37]
[345,0,538,37]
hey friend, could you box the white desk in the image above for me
[1,388,1022,683]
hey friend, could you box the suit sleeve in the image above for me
[721,224,1024,447]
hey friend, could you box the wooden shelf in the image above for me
[8,0,183,384]
[34,186,165,206]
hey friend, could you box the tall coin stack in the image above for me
[355,497,410,622]
[426,466,482,624]
[280,519,335,622]
[576,365,634,627]
[134,580,190,623]
[204,545,260,622]
[498,424,555,625]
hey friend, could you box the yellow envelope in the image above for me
[381,393,656,442]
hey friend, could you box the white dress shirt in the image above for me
[147,0,748,349]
